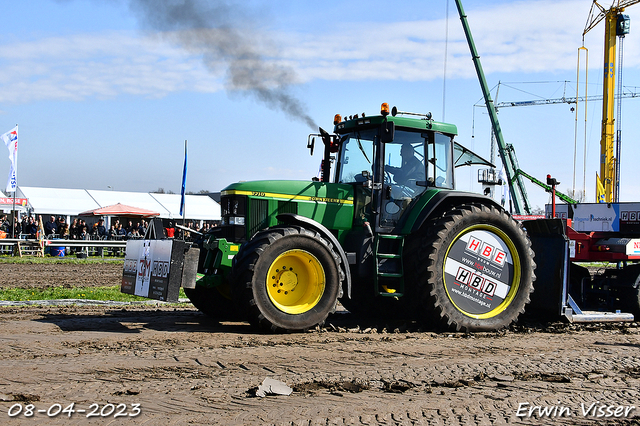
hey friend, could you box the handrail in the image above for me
[0,239,127,248]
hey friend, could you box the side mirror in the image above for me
[380,121,395,143]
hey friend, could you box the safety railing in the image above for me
[0,238,128,258]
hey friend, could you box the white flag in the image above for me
[1,126,18,193]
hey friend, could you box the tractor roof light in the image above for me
[381,103,390,116]
[334,114,342,125]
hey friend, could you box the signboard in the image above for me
[512,214,545,221]
[0,197,27,206]
[544,204,570,220]
[619,206,640,234]
[121,239,187,302]
[572,203,640,234]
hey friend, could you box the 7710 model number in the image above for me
[8,403,141,418]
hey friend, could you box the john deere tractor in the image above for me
[122,103,536,332]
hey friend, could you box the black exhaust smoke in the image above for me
[128,0,317,129]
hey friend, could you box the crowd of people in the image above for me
[0,214,42,239]
[0,214,32,238]
[0,214,218,241]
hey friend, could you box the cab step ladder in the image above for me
[374,234,405,297]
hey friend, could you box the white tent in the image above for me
[150,193,221,221]
[14,186,220,221]
[16,187,100,216]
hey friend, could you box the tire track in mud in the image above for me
[0,306,639,425]
[7,341,638,424]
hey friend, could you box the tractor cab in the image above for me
[326,104,486,231]
[335,124,454,229]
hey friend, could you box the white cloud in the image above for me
[1,0,637,103]
[285,0,597,82]
[0,31,223,103]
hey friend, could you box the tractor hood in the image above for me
[221,180,356,240]
[221,180,354,205]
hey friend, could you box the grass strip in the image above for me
[0,285,186,302]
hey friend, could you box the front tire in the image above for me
[408,204,536,332]
[233,226,343,332]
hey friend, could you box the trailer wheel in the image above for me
[184,284,237,319]
[619,264,640,317]
[623,286,640,318]
[233,226,342,332]
[408,204,535,332]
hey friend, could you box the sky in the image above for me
[2,0,640,212]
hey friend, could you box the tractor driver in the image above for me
[386,143,425,187]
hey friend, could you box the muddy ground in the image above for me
[0,262,639,425]
[0,262,123,289]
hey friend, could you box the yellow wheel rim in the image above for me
[443,224,521,319]
[266,249,326,314]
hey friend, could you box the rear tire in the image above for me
[407,204,536,332]
[233,226,342,332]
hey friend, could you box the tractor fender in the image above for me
[408,191,503,234]
[277,213,352,299]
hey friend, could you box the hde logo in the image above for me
[465,236,507,267]
[455,266,497,297]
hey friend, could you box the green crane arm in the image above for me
[514,170,578,205]
[455,0,531,214]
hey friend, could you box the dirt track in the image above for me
[0,262,639,425]
[0,262,122,289]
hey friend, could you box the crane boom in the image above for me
[493,89,640,109]
[455,0,531,214]
[514,170,578,205]
[583,0,640,202]
[584,0,639,35]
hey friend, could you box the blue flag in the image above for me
[180,140,187,216]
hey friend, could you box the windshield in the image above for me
[336,127,455,228]
[336,129,376,184]
[336,128,454,189]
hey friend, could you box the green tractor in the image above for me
[124,103,536,332]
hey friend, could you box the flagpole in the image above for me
[180,140,188,232]
[9,124,17,238]
[12,125,17,238]
[11,194,15,238]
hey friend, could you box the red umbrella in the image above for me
[78,203,160,218]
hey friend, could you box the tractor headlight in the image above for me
[228,216,245,226]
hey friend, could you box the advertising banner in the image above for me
[1,127,18,193]
[122,239,183,302]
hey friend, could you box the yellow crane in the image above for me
[583,0,639,203]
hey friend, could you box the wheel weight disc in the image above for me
[443,225,520,319]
